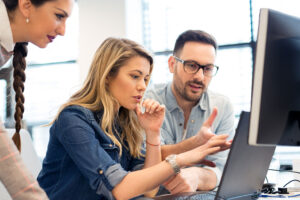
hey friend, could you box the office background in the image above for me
[0,0,299,160]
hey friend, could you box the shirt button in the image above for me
[109,144,113,147]
[191,120,195,123]
[99,170,103,174]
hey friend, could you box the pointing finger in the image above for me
[203,107,218,127]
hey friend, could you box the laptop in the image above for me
[154,111,276,200]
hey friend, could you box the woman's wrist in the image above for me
[145,135,160,146]
[146,140,160,146]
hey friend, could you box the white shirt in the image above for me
[0,0,15,67]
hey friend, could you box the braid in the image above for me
[12,43,28,152]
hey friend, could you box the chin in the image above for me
[39,43,48,48]
[120,104,136,111]
[33,41,48,48]
[129,104,139,111]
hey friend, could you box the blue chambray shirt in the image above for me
[144,83,235,184]
[37,105,145,200]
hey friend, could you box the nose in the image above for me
[137,79,147,91]
[193,68,205,80]
[56,21,66,36]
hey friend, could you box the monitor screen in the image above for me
[249,8,300,146]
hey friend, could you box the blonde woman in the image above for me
[37,38,230,200]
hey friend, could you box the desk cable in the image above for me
[262,168,300,195]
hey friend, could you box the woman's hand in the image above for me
[177,134,231,168]
[135,99,165,140]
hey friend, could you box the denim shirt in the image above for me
[144,83,235,184]
[37,105,145,200]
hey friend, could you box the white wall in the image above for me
[78,0,126,82]
[125,0,143,45]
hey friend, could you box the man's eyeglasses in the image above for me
[174,56,219,77]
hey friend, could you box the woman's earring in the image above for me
[26,18,29,23]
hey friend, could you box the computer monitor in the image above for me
[249,8,300,146]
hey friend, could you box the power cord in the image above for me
[269,168,300,175]
[261,183,276,194]
[283,179,300,188]
[262,168,300,195]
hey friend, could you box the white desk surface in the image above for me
[259,152,300,199]
[259,193,300,199]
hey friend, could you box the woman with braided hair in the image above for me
[0,0,74,199]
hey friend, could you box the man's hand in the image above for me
[163,167,200,194]
[195,107,218,146]
[163,167,218,194]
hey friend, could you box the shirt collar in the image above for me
[165,83,181,112]
[198,90,208,111]
[165,82,208,112]
[0,0,15,52]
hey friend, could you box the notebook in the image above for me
[154,111,276,200]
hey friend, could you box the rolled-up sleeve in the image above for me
[56,109,128,197]
[202,150,229,186]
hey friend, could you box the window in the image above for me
[144,0,251,52]
[142,0,253,121]
[24,63,80,125]
[211,47,252,120]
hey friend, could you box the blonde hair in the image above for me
[52,38,153,158]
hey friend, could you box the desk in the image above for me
[142,153,300,200]
[259,193,300,199]
[266,153,300,187]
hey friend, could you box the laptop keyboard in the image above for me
[154,191,217,200]
[174,192,216,200]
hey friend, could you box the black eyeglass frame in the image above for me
[173,56,219,77]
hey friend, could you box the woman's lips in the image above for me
[133,96,142,103]
[47,35,55,42]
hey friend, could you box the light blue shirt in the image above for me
[144,83,235,184]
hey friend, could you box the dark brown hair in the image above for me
[3,0,54,11]
[3,0,55,151]
[12,43,28,152]
[173,30,217,57]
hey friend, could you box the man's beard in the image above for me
[174,79,206,102]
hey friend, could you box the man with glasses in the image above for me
[145,30,234,194]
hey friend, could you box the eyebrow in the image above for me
[185,59,214,66]
[131,70,150,76]
[55,7,69,17]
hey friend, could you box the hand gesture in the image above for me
[163,167,201,194]
[135,99,165,136]
[194,107,218,146]
[177,134,231,168]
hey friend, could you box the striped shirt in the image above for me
[0,123,48,200]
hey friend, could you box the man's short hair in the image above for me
[173,30,217,56]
